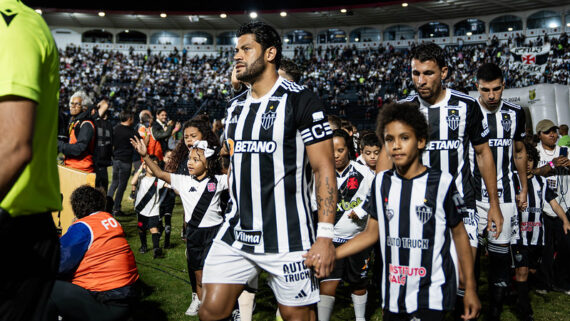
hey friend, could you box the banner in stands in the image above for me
[510,44,550,75]
[469,84,570,132]
[511,44,550,65]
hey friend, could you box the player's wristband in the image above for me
[316,223,334,239]
[549,161,555,169]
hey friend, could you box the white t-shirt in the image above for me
[537,142,570,217]
[170,174,228,228]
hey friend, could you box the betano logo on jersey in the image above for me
[425,140,460,151]
[488,138,512,147]
[226,139,277,156]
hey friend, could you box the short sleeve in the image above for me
[545,186,557,203]
[169,174,186,193]
[514,108,526,141]
[466,101,489,146]
[443,181,465,228]
[217,174,229,191]
[363,176,378,220]
[293,90,332,145]
[0,11,43,102]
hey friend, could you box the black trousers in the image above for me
[0,211,59,321]
[95,165,110,192]
[43,281,132,321]
[107,160,132,212]
[541,214,570,290]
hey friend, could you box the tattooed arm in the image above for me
[304,139,337,278]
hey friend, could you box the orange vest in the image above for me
[72,211,139,292]
[147,130,164,161]
[64,119,95,173]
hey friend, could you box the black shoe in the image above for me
[153,248,163,259]
[139,246,148,254]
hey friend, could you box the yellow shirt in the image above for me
[0,0,62,216]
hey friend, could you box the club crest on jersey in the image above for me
[385,208,394,221]
[261,105,277,130]
[446,109,460,131]
[501,114,512,132]
[415,205,433,224]
[207,182,216,192]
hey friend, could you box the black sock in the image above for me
[488,244,510,320]
[164,214,172,247]
[139,229,147,248]
[152,233,160,250]
[515,280,532,316]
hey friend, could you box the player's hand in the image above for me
[305,237,335,278]
[563,221,570,235]
[487,204,504,239]
[462,288,481,320]
[174,122,181,133]
[167,119,174,126]
[130,136,148,157]
[516,189,527,211]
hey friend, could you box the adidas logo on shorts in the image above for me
[294,290,307,299]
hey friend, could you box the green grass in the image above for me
[115,192,570,320]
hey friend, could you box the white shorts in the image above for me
[463,208,479,248]
[476,201,518,245]
[203,240,319,306]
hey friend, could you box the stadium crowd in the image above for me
[3,0,570,319]
[58,32,570,126]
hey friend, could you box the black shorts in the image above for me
[0,211,59,321]
[321,241,371,288]
[512,244,543,269]
[137,214,160,230]
[159,190,176,215]
[186,224,221,271]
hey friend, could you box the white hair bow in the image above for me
[191,140,215,158]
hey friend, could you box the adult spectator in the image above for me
[108,110,137,217]
[558,124,570,148]
[92,100,113,191]
[533,119,570,293]
[151,108,180,154]
[59,91,96,173]
[44,185,139,321]
[133,110,153,172]
[0,1,61,319]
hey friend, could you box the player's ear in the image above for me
[417,137,426,150]
[265,46,277,63]
[440,66,448,81]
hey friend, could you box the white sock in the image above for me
[351,291,368,321]
[238,290,256,321]
[317,295,335,321]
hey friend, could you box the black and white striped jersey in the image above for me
[170,174,228,228]
[365,167,464,313]
[333,160,375,242]
[218,77,333,254]
[470,100,525,203]
[135,176,167,217]
[401,89,489,207]
[513,175,557,246]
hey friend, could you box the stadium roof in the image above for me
[31,0,564,30]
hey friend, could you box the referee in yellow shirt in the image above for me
[0,0,62,320]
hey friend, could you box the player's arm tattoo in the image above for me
[316,176,336,218]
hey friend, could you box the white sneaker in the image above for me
[185,292,201,316]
